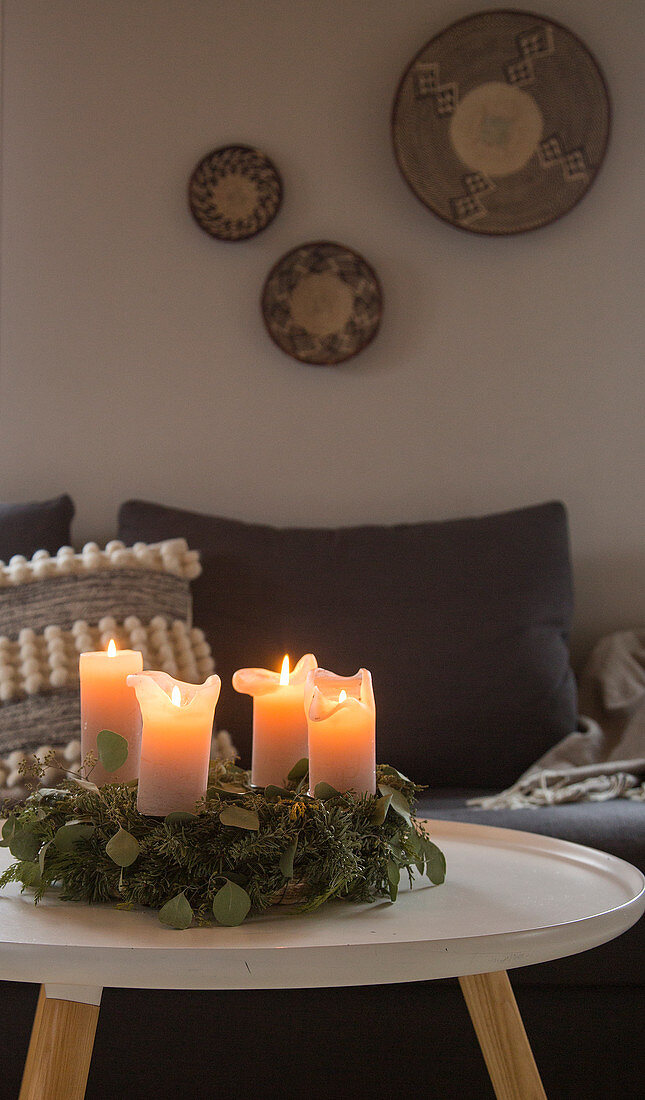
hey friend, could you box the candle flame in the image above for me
[280,655,290,686]
[107,639,117,657]
[338,689,347,703]
[171,685,182,707]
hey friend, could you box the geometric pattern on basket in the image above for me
[504,24,555,86]
[450,172,497,226]
[413,62,458,116]
[262,242,382,366]
[538,134,589,183]
[189,145,282,242]
[392,10,609,238]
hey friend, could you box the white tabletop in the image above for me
[0,819,642,990]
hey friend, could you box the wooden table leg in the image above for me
[459,971,547,1100]
[19,984,101,1100]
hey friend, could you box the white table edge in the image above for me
[0,816,642,991]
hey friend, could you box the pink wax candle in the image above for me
[305,667,376,796]
[80,640,143,785]
[127,671,221,816]
[232,653,317,787]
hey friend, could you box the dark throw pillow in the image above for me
[118,499,577,788]
[0,494,75,561]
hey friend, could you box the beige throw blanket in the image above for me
[471,630,645,809]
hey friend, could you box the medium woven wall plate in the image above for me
[261,242,383,365]
[392,9,610,235]
[189,145,282,241]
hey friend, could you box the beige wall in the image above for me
[1,0,643,664]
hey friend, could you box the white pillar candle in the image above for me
[80,641,143,785]
[305,668,376,796]
[232,653,317,787]
[127,671,221,816]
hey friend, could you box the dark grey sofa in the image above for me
[116,497,644,1099]
[0,498,642,1099]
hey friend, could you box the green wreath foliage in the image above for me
[0,741,445,930]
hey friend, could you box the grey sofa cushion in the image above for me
[0,494,74,561]
[417,790,645,870]
[417,789,645,985]
[118,499,577,788]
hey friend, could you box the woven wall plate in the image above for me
[261,242,383,365]
[392,9,610,235]
[189,145,282,241]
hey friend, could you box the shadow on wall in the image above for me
[571,549,645,671]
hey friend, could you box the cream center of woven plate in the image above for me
[449,81,543,177]
[210,174,258,219]
[289,273,355,336]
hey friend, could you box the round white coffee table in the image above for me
[2,818,643,1100]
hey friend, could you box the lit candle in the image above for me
[80,640,143,785]
[305,668,376,796]
[232,653,317,787]
[127,671,221,816]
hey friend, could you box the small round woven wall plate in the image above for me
[188,145,283,241]
[261,242,383,365]
[392,9,610,235]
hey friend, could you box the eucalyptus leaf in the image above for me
[407,828,423,854]
[34,788,69,800]
[212,781,248,795]
[158,891,193,930]
[313,782,341,801]
[287,758,309,782]
[97,729,129,773]
[407,829,425,874]
[69,777,100,792]
[105,827,140,867]
[370,793,392,825]
[279,839,297,879]
[219,806,260,831]
[0,818,16,848]
[422,838,447,885]
[378,784,411,823]
[212,879,251,926]
[164,811,198,826]
[263,785,292,802]
[378,765,412,784]
[39,839,53,876]
[9,827,41,862]
[17,861,42,889]
[386,859,400,902]
[54,822,95,853]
